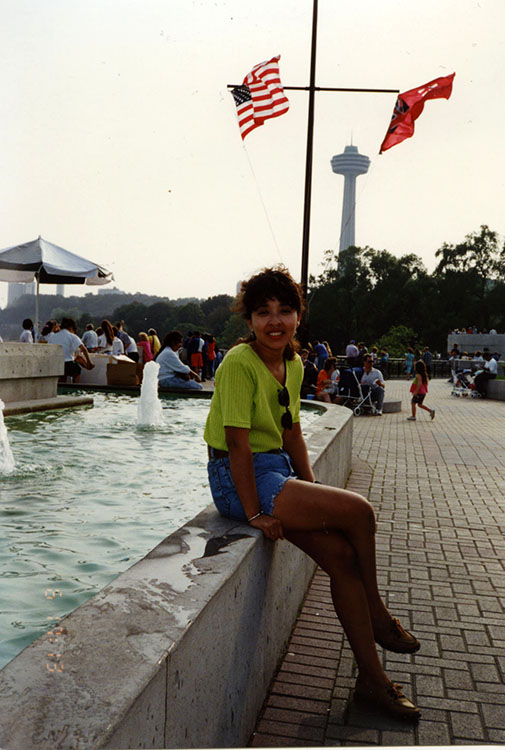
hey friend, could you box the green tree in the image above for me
[112,302,151,335]
[307,246,372,352]
[434,224,505,279]
[375,325,417,358]
[200,293,234,336]
[173,302,204,330]
[200,294,234,318]
[434,225,505,333]
[218,314,248,349]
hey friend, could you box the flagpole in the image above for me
[300,0,318,305]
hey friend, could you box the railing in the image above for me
[332,356,453,379]
[331,357,503,379]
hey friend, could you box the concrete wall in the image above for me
[0,403,353,750]
[487,379,505,401]
[447,333,505,358]
[0,343,63,403]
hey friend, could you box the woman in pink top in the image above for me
[137,332,153,363]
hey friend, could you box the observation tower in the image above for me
[331,145,370,255]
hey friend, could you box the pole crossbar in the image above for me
[227,85,399,94]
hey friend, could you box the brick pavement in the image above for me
[251,380,505,746]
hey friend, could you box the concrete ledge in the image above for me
[382,400,401,413]
[3,395,94,416]
[487,379,505,401]
[0,343,63,403]
[57,382,215,398]
[0,402,352,750]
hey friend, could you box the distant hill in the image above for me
[0,290,236,345]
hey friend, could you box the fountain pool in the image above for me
[0,392,321,669]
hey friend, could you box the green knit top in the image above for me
[204,343,303,453]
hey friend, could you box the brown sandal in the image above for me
[354,676,421,720]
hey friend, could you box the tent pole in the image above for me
[35,275,40,342]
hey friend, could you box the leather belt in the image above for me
[207,446,283,460]
[207,446,229,459]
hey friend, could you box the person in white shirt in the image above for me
[111,327,125,356]
[157,331,203,390]
[474,352,498,397]
[345,339,359,365]
[124,333,139,362]
[96,319,116,354]
[114,320,132,355]
[19,318,34,343]
[51,317,94,382]
[39,319,60,343]
[81,323,99,352]
[360,355,386,415]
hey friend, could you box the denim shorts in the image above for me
[207,450,295,522]
[158,375,203,390]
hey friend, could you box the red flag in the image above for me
[231,55,290,140]
[380,73,455,154]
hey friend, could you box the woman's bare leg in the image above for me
[274,481,391,631]
[285,526,420,717]
[285,528,389,686]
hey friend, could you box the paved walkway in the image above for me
[251,380,505,746]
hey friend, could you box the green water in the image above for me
[0,393,321,670]
[0,392,211,670]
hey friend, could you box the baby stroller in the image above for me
[337,367,378,415]
[451,368,480,398]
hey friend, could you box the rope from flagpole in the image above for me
[242,146,285,264]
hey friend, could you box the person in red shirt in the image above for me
[316,357,339,403]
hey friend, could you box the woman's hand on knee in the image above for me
[250,514,284,541]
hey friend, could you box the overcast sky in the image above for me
[1,0,504,309]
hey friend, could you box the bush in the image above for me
[374,325,417,358]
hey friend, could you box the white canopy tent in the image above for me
[0,236,114,336]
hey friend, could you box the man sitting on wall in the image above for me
[51,318,95,383]
[474,352,498,398]
[360,354,386,415]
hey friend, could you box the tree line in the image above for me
[307,225,505,356]
[1,226,504,356]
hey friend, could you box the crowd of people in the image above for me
[448,344,500,397]
[299,339,438,418]
[17,317,221,388]
[449,326,499,335]
[15,315,502,402]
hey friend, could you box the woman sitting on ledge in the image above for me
[315,356,339,403]
[156,331,203,390]
[204,266,421,720]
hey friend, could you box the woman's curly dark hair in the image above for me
[233,265,304,360]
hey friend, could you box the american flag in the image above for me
[231,55,290,140]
